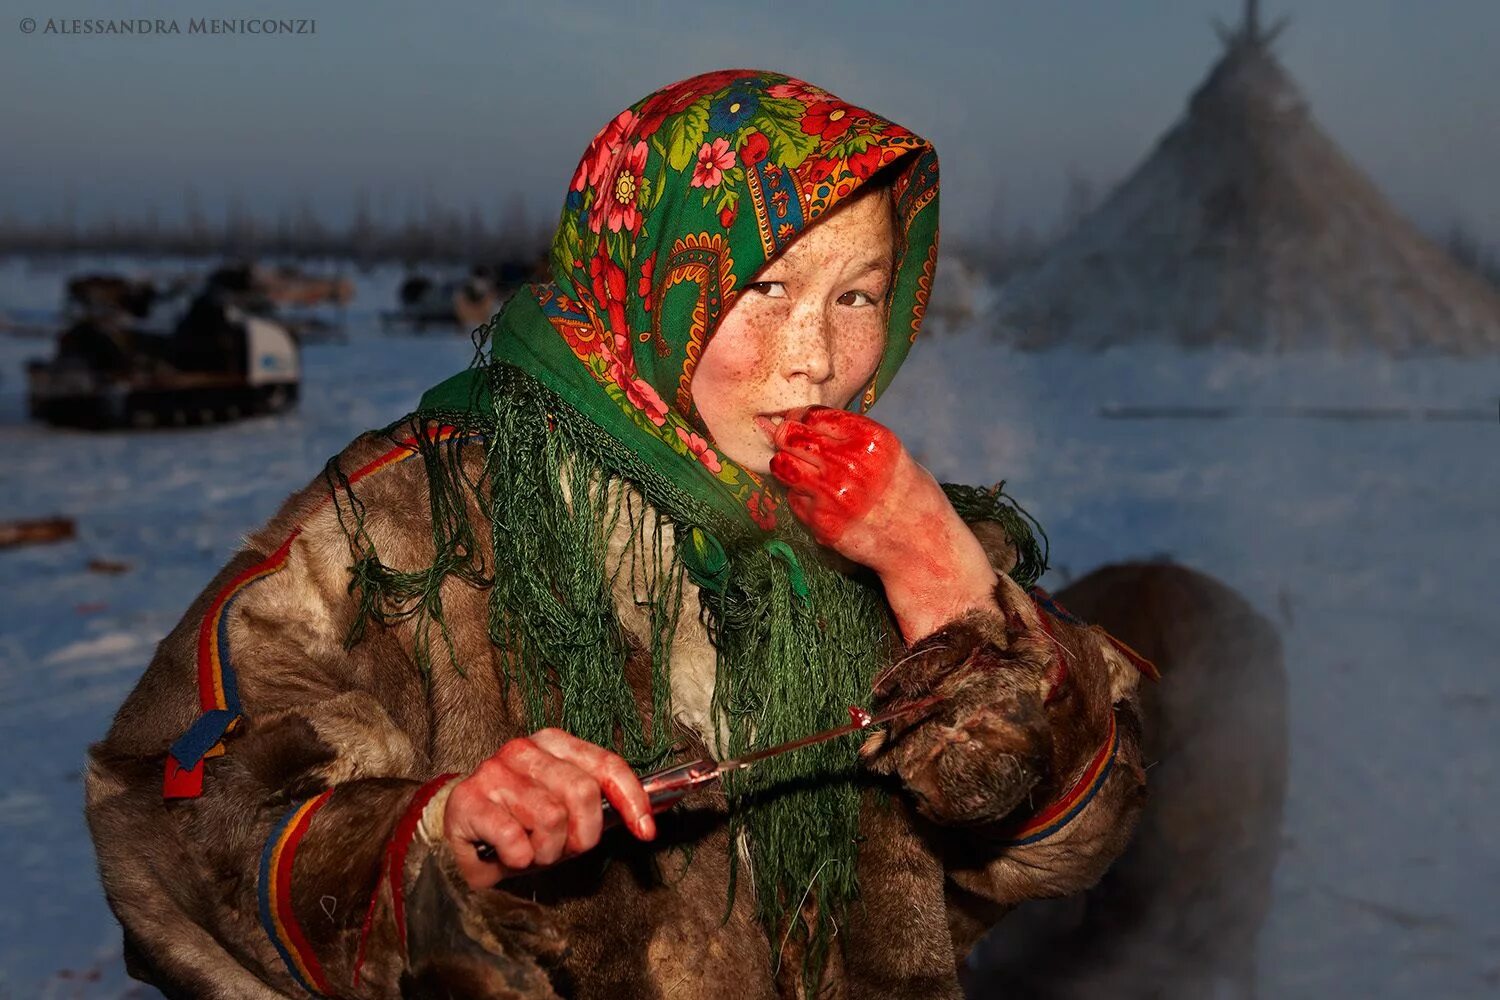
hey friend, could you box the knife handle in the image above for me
[600,757,718,829]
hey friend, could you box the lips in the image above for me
[755,411,792,446]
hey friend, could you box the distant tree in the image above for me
[0,186,552,265]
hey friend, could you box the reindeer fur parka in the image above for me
[84,430,1150,1000]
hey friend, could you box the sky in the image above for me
[1,0,1497,246]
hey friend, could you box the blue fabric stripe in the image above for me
[257,799,322,997]
[1028,586,1085,625]
[1004,752,1117,847]
[215,588,247,717]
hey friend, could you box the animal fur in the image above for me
[85,433,1149,998]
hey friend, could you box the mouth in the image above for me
[754,411,791,445]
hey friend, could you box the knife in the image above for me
[472,696,940,864]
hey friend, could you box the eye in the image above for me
[747,281,787,298]
[837,289,882,308]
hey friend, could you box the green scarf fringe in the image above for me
[941,480,1050,589]
[329,362,1047,992]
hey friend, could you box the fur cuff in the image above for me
[382,775,567,998]
[864,603,1053,826]
[400,845,567,999]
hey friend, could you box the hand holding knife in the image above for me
[472,697,939,865]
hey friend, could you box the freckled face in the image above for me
[691,189,894,475]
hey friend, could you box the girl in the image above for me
[86,70,1152,999]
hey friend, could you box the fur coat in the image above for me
[85,430,1151,999]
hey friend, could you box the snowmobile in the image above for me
[381,271,501,332]
[26,293,300,429]
[202,262,351,344]
[382,260,537,333]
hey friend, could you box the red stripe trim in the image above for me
[388,774,459,960]
[345,426,458,482]
[196,529,301,712]
[1006,711,1118,845]
[345,440,421,482]
[195,430,456,715]
[272,789,336,995]
[352,774,460,985]
[1103,631,1161,682]
[350,872,382,988]
[172,426,474,799]
[1011,593,1153,847]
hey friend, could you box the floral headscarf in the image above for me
[423,68,940,538]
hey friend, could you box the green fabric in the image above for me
[342,70,1046,991]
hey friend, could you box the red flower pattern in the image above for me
[637,69,751,137]
[608,357,669,426]
[800,101,857,141]
[847,145,885,180]
[675,426,722,474]
[589,251,628,336]
[747,491,777,531]
[739,131,770,167]
[691,137,735,189]
[767,80,830,104]
[638,251,656,312]
[592,139,649,235]
[572,108,638,194]
[801,156,838,184]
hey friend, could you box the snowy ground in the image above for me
[2,255,1496,998]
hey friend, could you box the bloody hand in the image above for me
[444,728,656,891]
[767,406,896,547]
[767,406,947,576]
[767,405,1003,642]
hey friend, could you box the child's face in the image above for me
[691,189,894,475]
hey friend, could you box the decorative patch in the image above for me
[648,232,735,412]
[745,157,808,260]
[909,239,938,346]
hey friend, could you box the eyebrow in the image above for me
[851,258,893,276]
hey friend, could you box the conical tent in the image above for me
[996,2,1500,355]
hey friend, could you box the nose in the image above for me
[779,301,834,386]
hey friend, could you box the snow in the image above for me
[2,255,1497,997]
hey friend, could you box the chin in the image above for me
[727,437,773,477]
[742,454,773,477]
